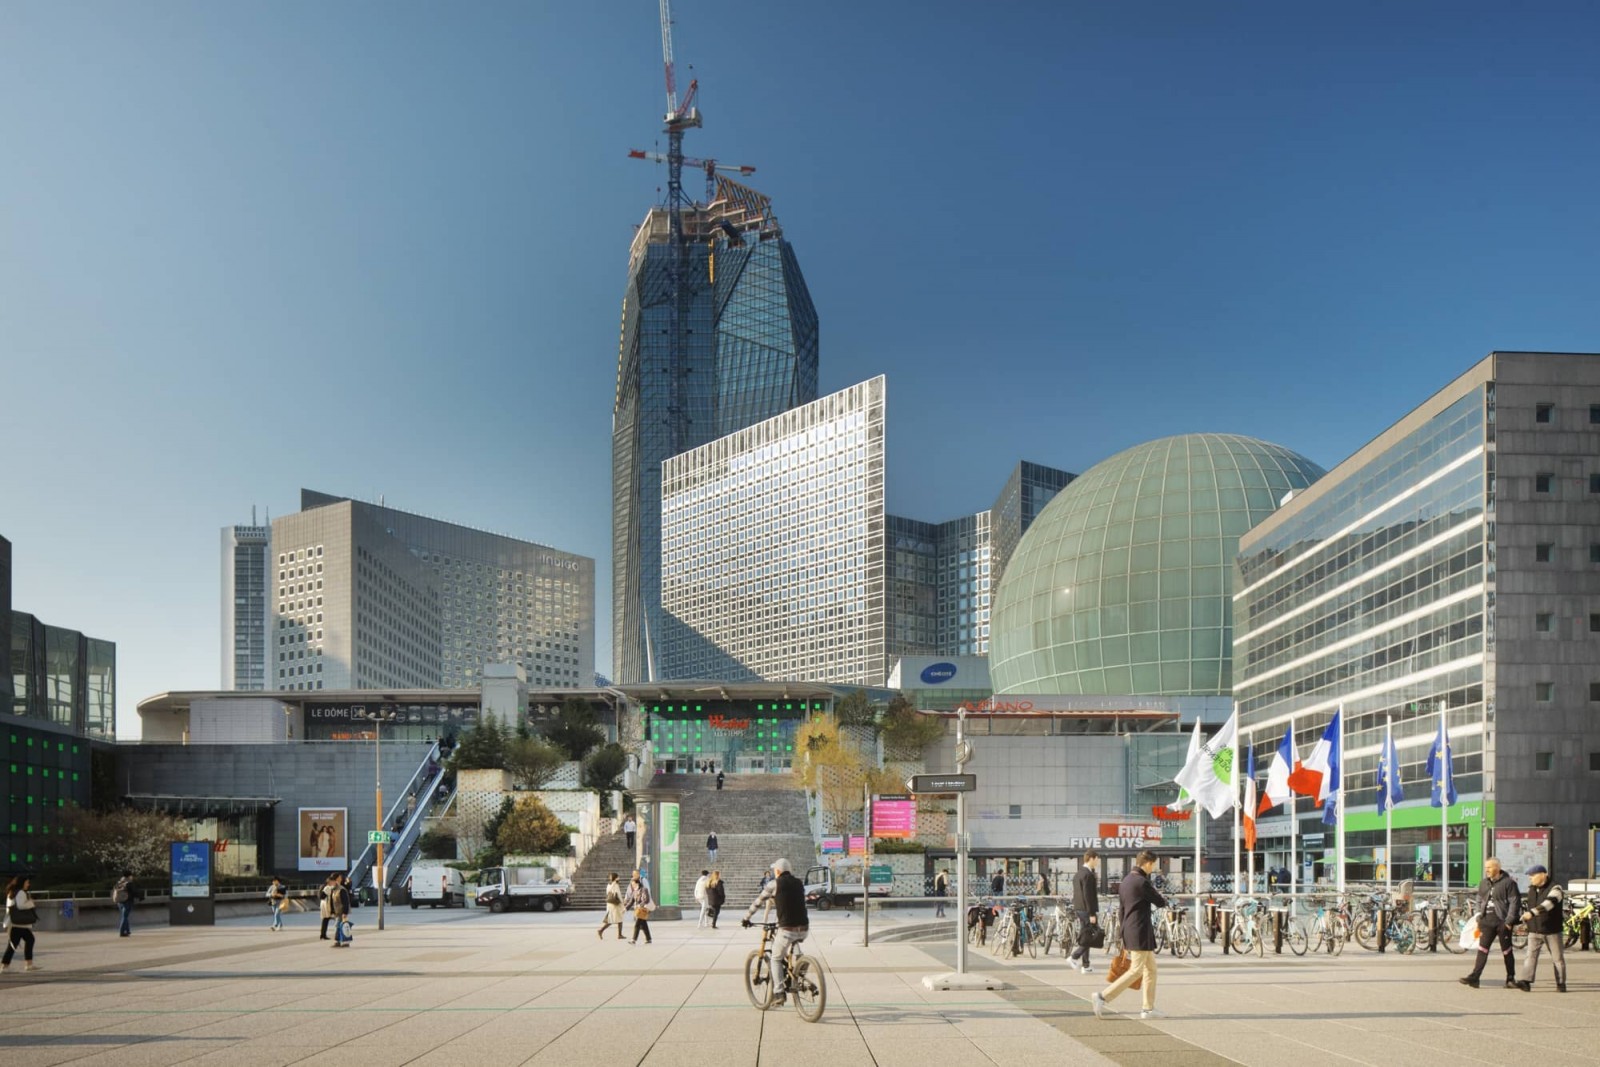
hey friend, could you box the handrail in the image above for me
[347,740,442,893]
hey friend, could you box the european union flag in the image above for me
[1375,725,1403,814]
[1425,714,1456,808]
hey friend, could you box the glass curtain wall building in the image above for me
[10,613,116,740]
[1234,352,1600,881]
[990,461,1076,594]
[612,178,819,684]
[659,376,887,686]
[221,521,271,690]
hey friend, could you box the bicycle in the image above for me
[1041,898,1072,956]
[1412,896,1466,954]
[1352,893,1418,954]
[1309,895,1349,956]
[1564,896,1595,948]
[743,922,826,1023]
[1155,905,1200,958]
[1228,896,1266,956]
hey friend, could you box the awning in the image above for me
[124,794,280,816]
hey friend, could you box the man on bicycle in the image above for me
[743,858,808,990]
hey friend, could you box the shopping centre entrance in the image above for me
[621,682,846,775]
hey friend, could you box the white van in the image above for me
[408,864,467,908]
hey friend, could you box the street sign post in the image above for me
[907,773,976,794]
[368,830,392,845]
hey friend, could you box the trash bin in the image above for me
[361,886,378,906]
[60,899,76,920]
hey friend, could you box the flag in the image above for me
[1169,719,1202,810]
[1242,744,1258,850]
[1376,723,1403,815]
[1259,724,1296,815]
[1426,711,1456,808]
[1174,710,1239,819]
[1292,710,1340,810]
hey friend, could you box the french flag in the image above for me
[1291,711,1341,822]
[1258,724,1296,815]
[1242,744,1258,850]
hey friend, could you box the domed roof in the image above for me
[989,434,1323,696]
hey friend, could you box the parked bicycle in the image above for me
[1564,895,1596,948]
[743,921,826,1022]
[1154,904,1201,958]
[1352,891,1419,954]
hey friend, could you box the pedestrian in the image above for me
[1034,869,1051,897]
[113,870,137,937]
[267,875,287,931]
[707,830,719,863]
[715,770,725,791]
[695,869,712,927]
[933,868,949,918]
[319,874,337,940]
[2,874,40,973]
[1461,856,1521,988]
[1093,849,1166,1020]
[407,791,417,818]
[598,873,626,939]
[623,871,654,945]
[329,876,352,948]
[707,871,726,929]
[1515,865,1566,993]
[1070,849,1100,975]
[623,814,637,852]
[991,869,1005,896]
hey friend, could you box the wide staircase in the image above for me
[568,772,817,911]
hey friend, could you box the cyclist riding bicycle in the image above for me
[742,858,809,991]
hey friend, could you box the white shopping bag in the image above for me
[1458,918,1479,951]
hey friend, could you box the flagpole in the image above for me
[1335,704,1346,894]
[1232,727,1241,898]
[1439,702,1449,902]
[1194,808,1204,935]
[1247,743,1256,894]
[1288,714,1297,894]
[1384,714,1393,896]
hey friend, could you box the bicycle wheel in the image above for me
[1042,921,1058,956]
[1353,917,1378,951]
[744,949,777,1010]
[991,917,1014,958]
[1229,919,1249,954]
[1176,922,1199,959]
[1287,919,1308,956]
[1255,919,1266,957]
[790,954,826,1023]
[1025,924,1039,959]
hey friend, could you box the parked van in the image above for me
[408,864,467,908]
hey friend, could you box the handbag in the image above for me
[8,905,39,926]
[1083,923,1107,949]
[1106,950,1142,990]
[634,906,651,921]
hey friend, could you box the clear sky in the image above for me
[4,1,1598,736]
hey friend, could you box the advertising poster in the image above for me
[1492,828,1552,891]
[871,795,917,839]
[298,808,349,871]
[821,836,845,854]
[171,841,212,898]
[658,802,680,907]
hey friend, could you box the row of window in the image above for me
[1532,403,1600,424]
[1535,751,1600,772]
[1531,472,1600,494]
[279,546,325,564]
[1532,682,1600,702]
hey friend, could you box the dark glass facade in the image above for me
[990,460,1076,594]
[11,612,116,740]
[2,721,92,868]
[613,200,819,684]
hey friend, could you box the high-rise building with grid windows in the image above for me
[660,377,886,686]
[221,521,271,690]
[613,178,818,684]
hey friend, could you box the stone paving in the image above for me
[0,906,1596,1066]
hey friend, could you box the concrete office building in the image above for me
[1234,351,1600,880]
[221,519,271,690]
[272,491,594,693]
[659,376,886,685]
[612,179,819,685]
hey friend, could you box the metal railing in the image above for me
[347,740,443,897]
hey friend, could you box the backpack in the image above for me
[114,880,130,904]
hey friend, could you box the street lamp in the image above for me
[356,706,399,931]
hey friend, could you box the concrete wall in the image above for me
[926,733,1127,821]
[115,741,435,875]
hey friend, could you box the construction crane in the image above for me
[628,149,756,203]
[656,0,699,456]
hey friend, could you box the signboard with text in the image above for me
[659,802,681,907]
[1492,828,1552,892]
[170,841,212,899]
[871,795,917,839]
[298,808,349,871]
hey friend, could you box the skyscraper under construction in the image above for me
[612,178,818,683]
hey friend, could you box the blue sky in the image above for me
[4,1,1598,734]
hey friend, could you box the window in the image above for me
[1536,682,1555,702]
[1535,752,1554,772]
[1537,543,1554,562]
[1536,403,1554,423]
[1593,544,1600,564]
[1591,474,1600,494]
[1592,404,1600,425]
[1536,473,1555,493]
[1591,752,1600,772]
[1592,682,1600,702]
[1536,613,1554,633]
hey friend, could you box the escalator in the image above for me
[347,740,447,903]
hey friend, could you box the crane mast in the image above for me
[657,0,700,456]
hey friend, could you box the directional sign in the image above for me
[368,830,393,845]
[907,773,976,794]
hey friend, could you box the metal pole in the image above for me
[1440,703,1449,903]
[955,709,969,974]
[1289,714,1297,895]
[375,714,386,932]
[1385,714,1393,896]
[1232,729,1241,899]
[1193,807,1204,935]
[1335,705,1346,894]
[862,784,871,947]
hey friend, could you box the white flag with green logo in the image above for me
[1169,719,1203,810]
[1173,710,1238,819]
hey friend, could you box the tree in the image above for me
[494,795,572,856]
[57,805,190,877]
[542,696,606,761]
[468,796,516,868]
[504,736,566,790]
[417,828,458,860]
[451,719,508,771]
[879,694,947,756]
[833,689,878,730]
[582,743,629,806]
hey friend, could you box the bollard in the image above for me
[1204,900,1219,943]
[1582,916,1593,952]
[1220,908,1233,955]
[1272,908,1285,954]
[1376,906,1388,954]
[1428,907,1443,953]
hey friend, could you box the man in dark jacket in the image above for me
[1461,857,1522,987]
[1069,850,1100,974]
[1093,850,1167,1020]
[1514,865,1566,992]
[743,858,809,991]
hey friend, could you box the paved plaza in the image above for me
[1,906,1597,1066]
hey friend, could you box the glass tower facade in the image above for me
[221,523,271,690]
[10,612,115,740]
[613,182,819,684]
[991,461,1076,594]
[659,377,886,686]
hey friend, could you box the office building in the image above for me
[271,491,594,692]
[990,460,1077,593]
[612,178,819,684]
[990,434,1324,696]
[1234,351,1600,880]
[660,376,886,686]
[221,519,272,690]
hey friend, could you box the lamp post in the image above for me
[357,706,399,931]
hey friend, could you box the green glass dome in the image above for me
[990,434,1323,696]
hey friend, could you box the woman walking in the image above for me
[2,874,40,973]
[318,874,338,940]
[623,871,654,945]
[707,871,726,930]
[329,876,352,948]
[268,875,288,931]
[597,873,626,940]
